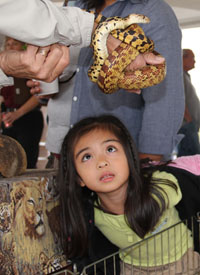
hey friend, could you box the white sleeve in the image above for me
[0,0,94,48]
[0,69,13,89]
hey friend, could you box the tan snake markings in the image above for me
[88,14,166,94]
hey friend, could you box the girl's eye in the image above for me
[82,154,91,162]
[107,146,117,153]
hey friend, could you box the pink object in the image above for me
[168,155,200,176]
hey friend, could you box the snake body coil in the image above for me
[88,14,150,82]
[89,13,166,94]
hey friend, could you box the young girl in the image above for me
[58,115,200,274]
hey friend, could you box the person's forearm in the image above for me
[15,95,39,119]
[0,0,94,48]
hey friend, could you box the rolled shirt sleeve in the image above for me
[0,0,94,48]
[0,0,94,87]
[0,70,13,89]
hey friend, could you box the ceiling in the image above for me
[165,0,200,29]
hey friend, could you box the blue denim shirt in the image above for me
[71,0,184,157]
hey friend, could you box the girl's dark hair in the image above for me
[58,115,177,258]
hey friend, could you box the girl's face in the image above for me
[74,128,130,196]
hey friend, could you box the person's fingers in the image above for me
[2,113,11,123]
[16,45,42,77]
[125,52,165,72]
[37,47,50,57]
[20,45,50,77]
[26,79,42,95]
[37,94,54,99]
[107,34,121,53]
[37,44,69,81]
[51,45,70,80]
[143,52,165,64]
[126,89,141,94]
[30,87,41,95]
[126,54,146,71]
[26,79,40,88]
[35,46,51,63]
[29,85,41,95]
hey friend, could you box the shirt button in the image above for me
[76,68,80,73]
[73,96,78,102]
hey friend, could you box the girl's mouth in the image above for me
[100,173,114,182]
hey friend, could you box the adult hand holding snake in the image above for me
[106,34,165,93]
[89,13,166,94]
[0,43,69,82]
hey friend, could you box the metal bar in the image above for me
[51,215,200,275]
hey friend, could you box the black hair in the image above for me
[80,0,104,10]
[58,115,177,258]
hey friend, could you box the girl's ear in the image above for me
[77,174,85,187]
[79,181,86,187]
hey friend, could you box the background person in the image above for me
[177,49,200,157]
[71,0,184,162]
[0,37,44,168]
[30,0,184,165]
[0,0,184,164]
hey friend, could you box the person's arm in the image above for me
[152,171,182,207]
[2,95,40,125]
[0,0,94,48]
[0,1,166,86]
[0,0,95,83]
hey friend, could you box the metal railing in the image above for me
[51,214,200,275]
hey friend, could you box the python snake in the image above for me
[88,13,166,94]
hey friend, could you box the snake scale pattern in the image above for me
[88,13,166,94]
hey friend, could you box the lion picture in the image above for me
[0,178,66,274]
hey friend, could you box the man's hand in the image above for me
[106,35,165,93]
[107,35,165,67]
[0,44,70,82]
[26,80,55,99]
[26,79,41,96]
[2,111,19,126]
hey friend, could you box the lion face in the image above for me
[11,182,46,239]
[23,187,45,237]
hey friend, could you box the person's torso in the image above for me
[0,78,31,109]
[94,171,193,266]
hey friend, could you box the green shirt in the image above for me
[95,171,193,266]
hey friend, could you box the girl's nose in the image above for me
[97,160,108,169]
